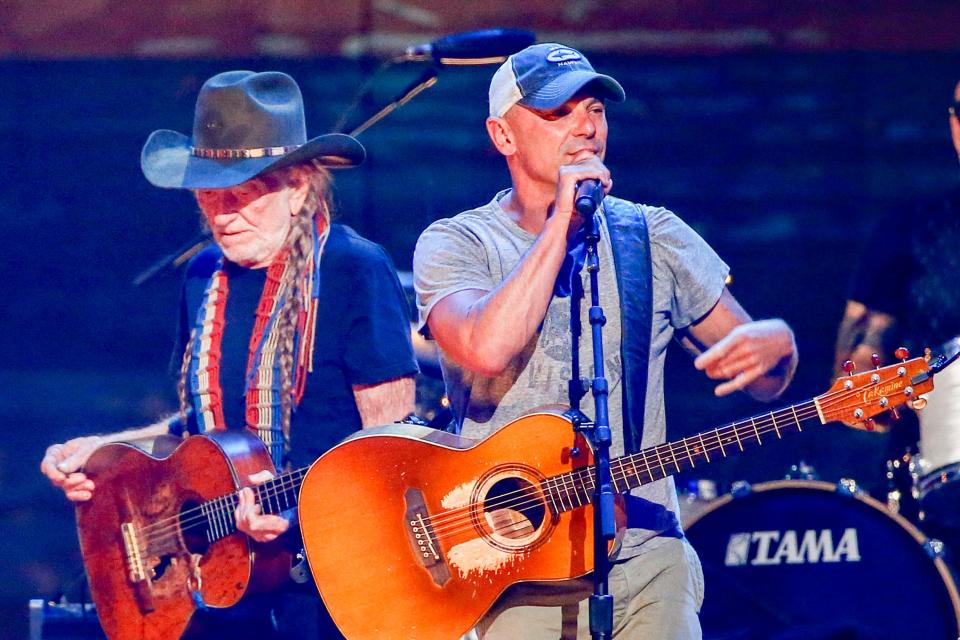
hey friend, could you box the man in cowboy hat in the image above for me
[40,70,418,637]
[414,43,797,638]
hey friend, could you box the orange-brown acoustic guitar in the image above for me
[299,353,947,640]
[76,430,305,640]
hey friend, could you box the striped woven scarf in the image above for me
[185,221,324,468]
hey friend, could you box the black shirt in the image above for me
[849,187,960,353]
[175,224,418,468]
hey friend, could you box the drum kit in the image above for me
[683,340,960,639]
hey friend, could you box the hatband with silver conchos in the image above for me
[190,144,301,159]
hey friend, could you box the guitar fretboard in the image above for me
[200,467,307,543]
[540,400,818,514]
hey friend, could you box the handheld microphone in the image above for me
[403,29,535,65]
[575,180,604,217]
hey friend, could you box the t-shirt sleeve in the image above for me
[413,218,495,333]
[645,205,730,329]
[342,244,419,385]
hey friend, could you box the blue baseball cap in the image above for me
[488,43,626,118]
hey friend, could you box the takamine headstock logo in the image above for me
[724,528,861,566]
[861,379,906,403]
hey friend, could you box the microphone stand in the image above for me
[567,202,616,640]
[346,67,438,137]
[132,232,209,286]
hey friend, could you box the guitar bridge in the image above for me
[121,522,148,583]
[404,488,450,586]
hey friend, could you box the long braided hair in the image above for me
[177,159,333,444]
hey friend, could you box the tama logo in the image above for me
[725,528,861,566]
[546,47,582,64]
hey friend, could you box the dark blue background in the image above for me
[2,51,959,637]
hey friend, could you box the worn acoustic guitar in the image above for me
[76,430,306,640]
[299,353,947,640]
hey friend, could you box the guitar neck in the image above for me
[201,467,308,543]
[543,399,820,513]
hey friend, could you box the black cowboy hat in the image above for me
[141,70,365,189]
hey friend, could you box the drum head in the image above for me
[685,480,960,640]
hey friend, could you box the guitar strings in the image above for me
[139,481,304,554]
[423,404,826,542]
[421,374,902,543]
[139,467,305,538]
[143,471,303,541]
[139,383,874,550]
[421,375,901,537]
[131,373,910,555]
[138,474,305,554]
[137,393,863,553]
[136,469,307,550]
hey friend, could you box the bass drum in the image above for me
[684,480,960,640]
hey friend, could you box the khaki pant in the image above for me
[472,537,704,640]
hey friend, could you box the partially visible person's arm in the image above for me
[353,375,416,427]
[39,417,178,502]
[833,299,896,374]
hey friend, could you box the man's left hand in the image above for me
[235,470,291,542]
[694,319,797,399]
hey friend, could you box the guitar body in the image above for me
[299,355,943,639]
[76,430,291,640]
[299,408,623,640]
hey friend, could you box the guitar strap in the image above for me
[559,197,652,455]
[606,199,683,538]
[603,197,653,455]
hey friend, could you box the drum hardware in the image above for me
[683,478,718,501]
[677,478,718,524]
[785,460,818,481]
[885,446,919,516]
[836,477,861,497]
[730,480,752,498]
[290,548,310,584]
[925,538,947,560]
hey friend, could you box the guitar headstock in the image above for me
[817,351,934,428]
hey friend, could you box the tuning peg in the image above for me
[871,354,881,368]
[842,360,856,376]
[865,418,877,431]
[910,397,928,411]
[890,408,901,421]
[895,347,910,361]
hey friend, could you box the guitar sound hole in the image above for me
[180,500,210,555]
[153,554,172,580]
[482,477,545,540]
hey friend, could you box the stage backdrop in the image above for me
[1,47,959,638]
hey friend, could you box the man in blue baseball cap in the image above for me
[415,43,798,638]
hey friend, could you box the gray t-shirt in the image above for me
[413,190,729,555]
